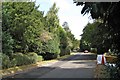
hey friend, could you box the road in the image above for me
[4,52,97,79]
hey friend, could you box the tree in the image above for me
[74,1,120,53]
[45,3,60,33]
[73,2,120,52]
[74,1,120,78]
[2,2,44,53]
[62,21,70,31]
[2,32,14,57]
[80,21,100,51]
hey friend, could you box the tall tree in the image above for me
[74,1,120,78]
[45,3,60,33]
[2,2,44,53]
[74,1,120,53]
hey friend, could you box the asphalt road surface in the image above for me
[4,52,97,79]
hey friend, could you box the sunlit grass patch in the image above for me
[1,62,42,77]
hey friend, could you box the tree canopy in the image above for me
[74,1,120,78]
[2,2,79,69]
[74,1,120,53]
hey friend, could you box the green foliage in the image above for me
[74,2,120,53]
[2,32,14,57]
[2,52,42,69]
[2,54,11,69]
[72,39,80,51]
[90,48,97,53]
[74,2,120,77]
[60,47,71,56]
[80,22,100,52]
[45,3,59,33]
[40,32,60,60]
[42,39,60,54]
[40,31,60,54]
[26,52,38,63]
[2,2,44,53]
[58,26,74,56]
[59,27,68,49]
[41,52,58,60]
[10,58,17,67]
[62,21,80,52]
[37,55,43,62]
[13,53,30,66]
[58,27,68,56]
[2,2,78,69]
[2,54,17,69]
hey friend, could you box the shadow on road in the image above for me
[2,53,97,79]
[5,67,56,78]
[60,53,97,61]
[40,67,95,78]
[3,66,95,79]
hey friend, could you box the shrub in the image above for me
[2,32,14,57]
[40,52,58,60]
[0,53,2,70]
[2,53,19,69]
[60,47,71,56]
[10,58,17,67]
[2,52,40,68]
[14,53,32,66]
[2,54,11,69]
[37,55,43,62]
[26,52,38,63]
[90,48,97,53]
[42,38,60,55]
[41,34,60,60]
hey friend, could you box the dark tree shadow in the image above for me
[2,53,97,79]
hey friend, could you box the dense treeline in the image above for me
[74,1,120,78]
[80,21,100,52]
[1,2,79,69]
[74,2,120,54]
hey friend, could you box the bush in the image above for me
[40,52,58,60]
[26,52,38,63]
[60,47,71,56]
[2,53,20,69]
[0,53,1,70]
[10,58,17,67]
[14,53,32,66]
[42,39,60,54]
[2,52,40,69]
[2,54,11,69]
[40,34,60,60]
[90,48,97,53]
[2,32,14,57]
[37,55,43,62]
[2,54,18,69]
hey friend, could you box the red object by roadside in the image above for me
[101,55,105,64]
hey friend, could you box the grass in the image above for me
[57,55,72,60]
[1,62,42,77]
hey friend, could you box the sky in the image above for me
[34,0,93,40]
